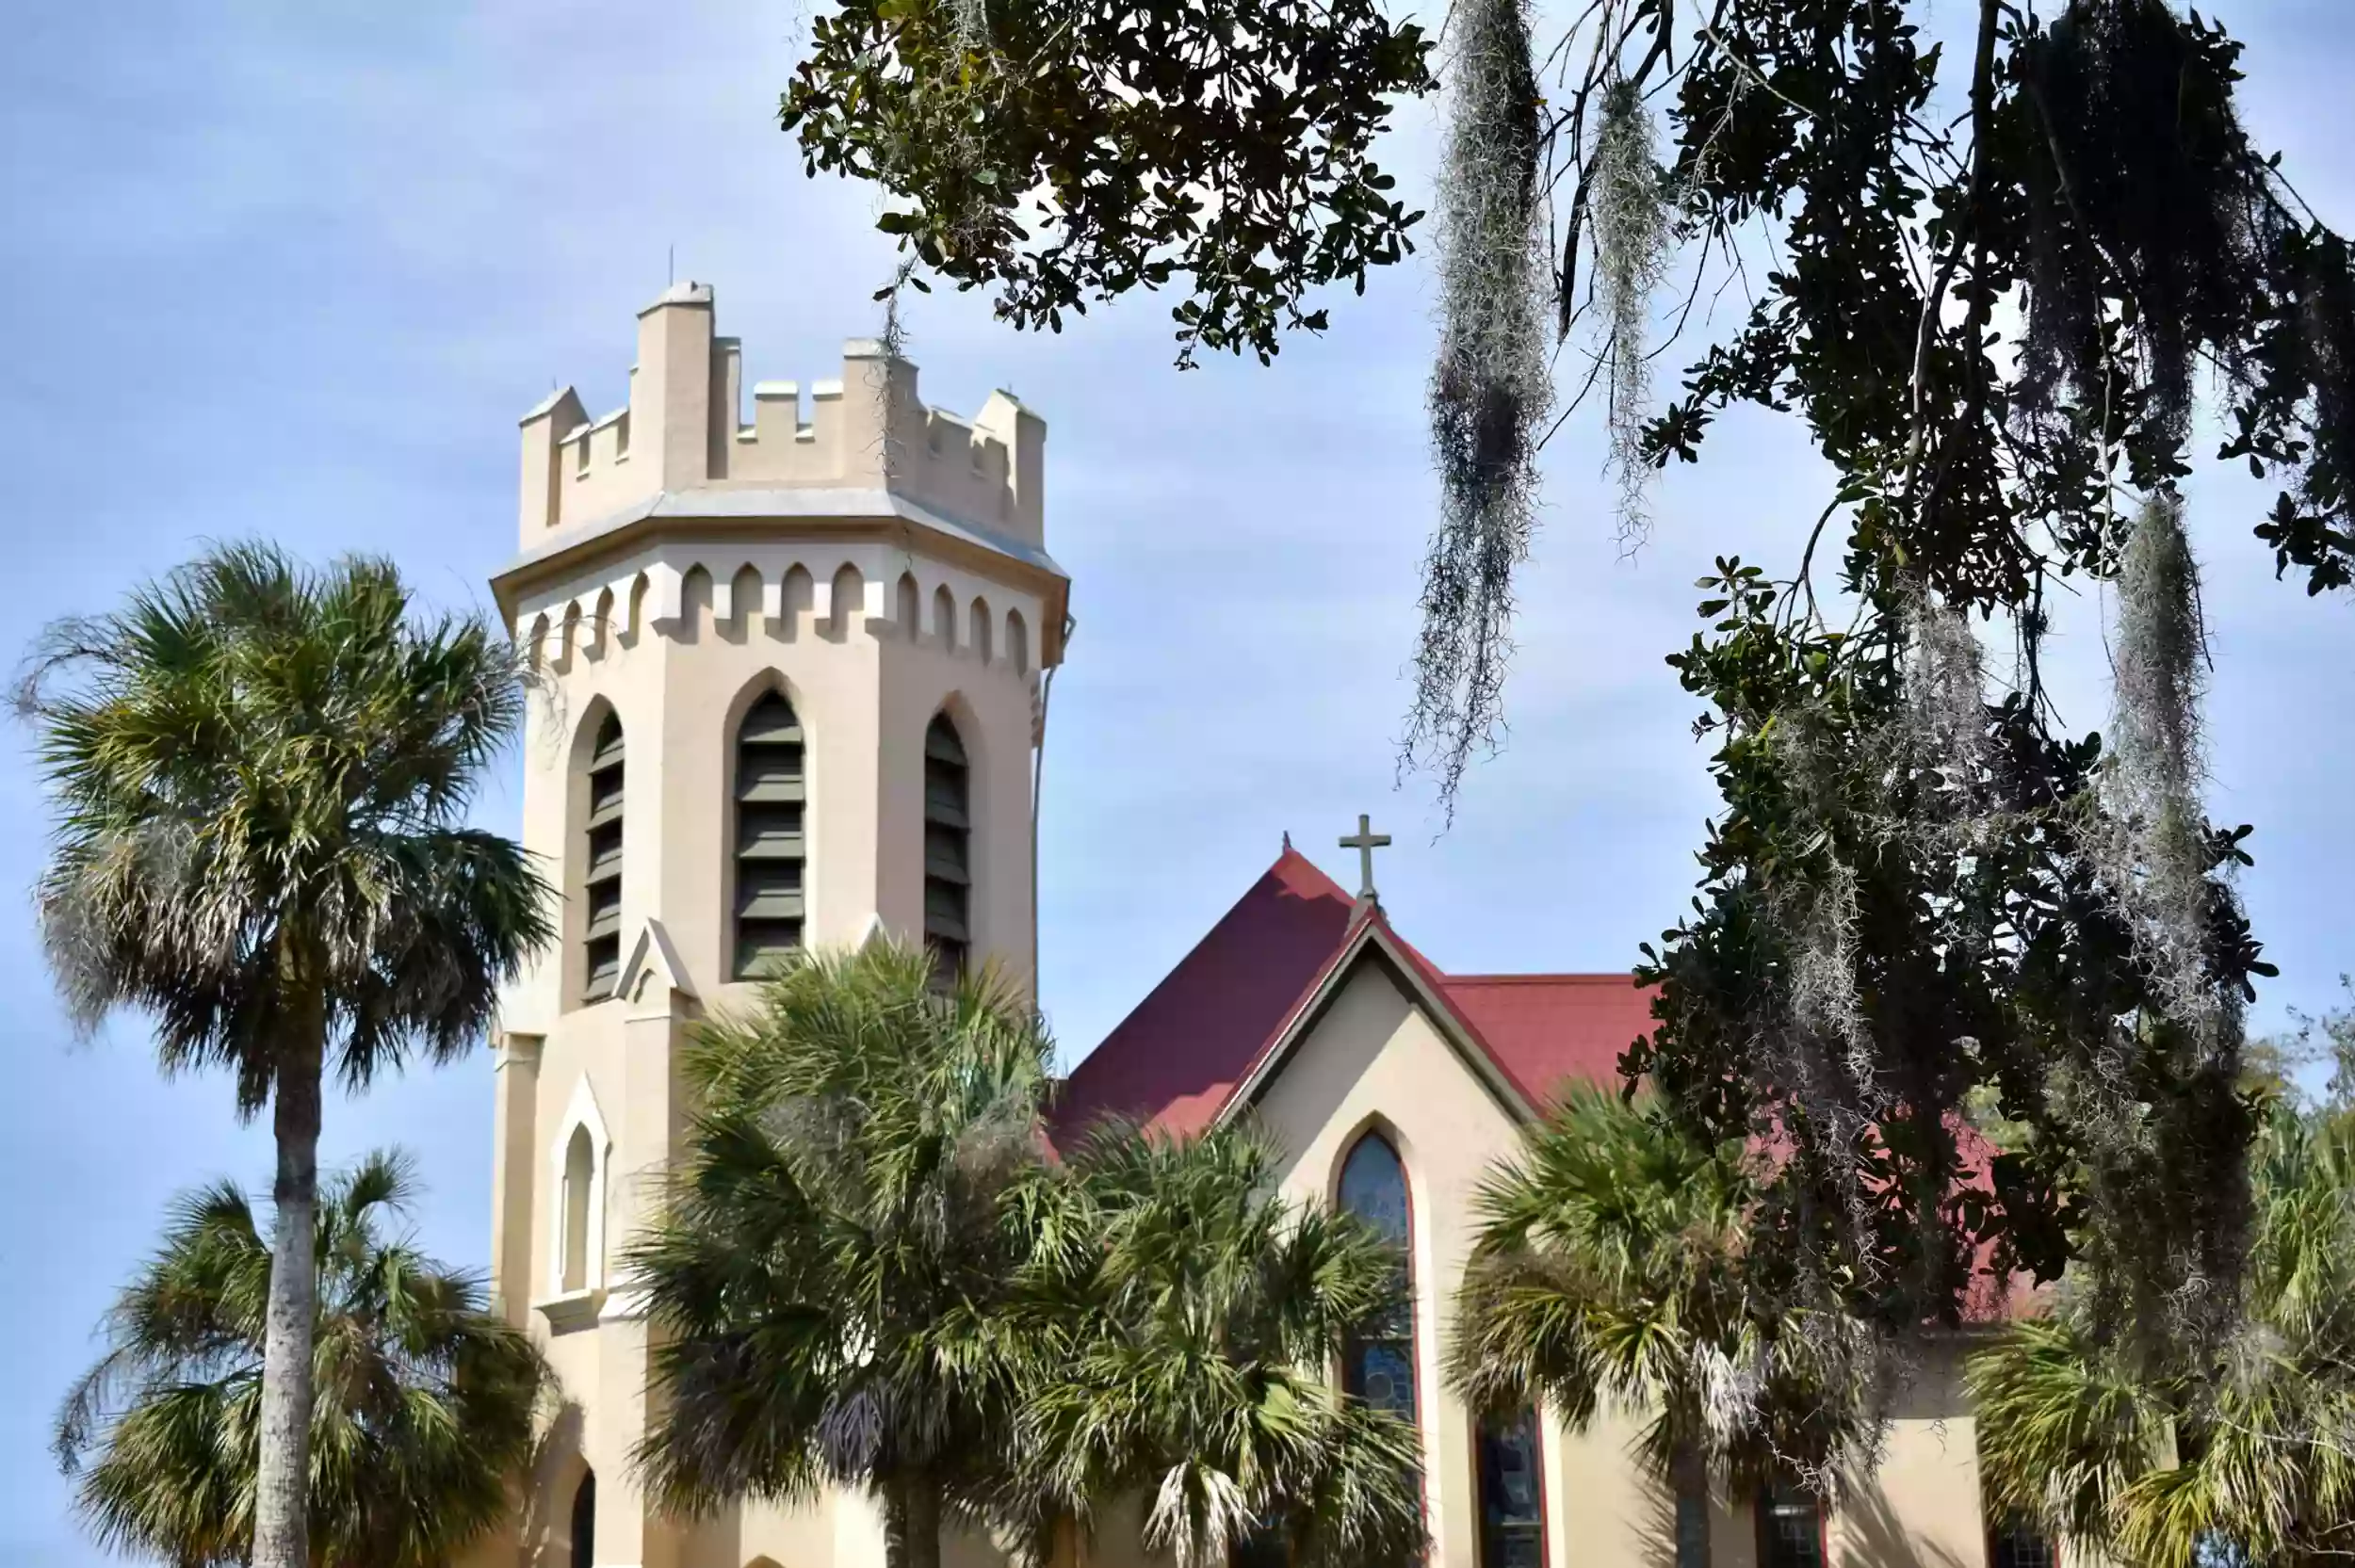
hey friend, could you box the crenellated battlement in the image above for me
[517,283,1046,552]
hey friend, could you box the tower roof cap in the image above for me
[638,280,714,315]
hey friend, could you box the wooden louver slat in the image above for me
[921,713,969,980]
[733,691,807,979]
[581,711,625,1003]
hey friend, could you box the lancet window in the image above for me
[581,712,625,1003]
[733,690,807,978]
[1338,1132,1418,1428]
[1476,1406,1545,1568]
[922,713,970,979]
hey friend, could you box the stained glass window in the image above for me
[1477,1406,1545,1568]
[1339,1133,1411,1245]
[1756,1482,1825,1568]
[1338,1133,1417,1430]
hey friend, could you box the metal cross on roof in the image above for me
[1339,813,1391,903]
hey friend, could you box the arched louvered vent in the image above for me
[733,690,807,978]
[581,713,625,1002]
[922,714,970,980]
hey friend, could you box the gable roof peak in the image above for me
[1053,842,1657,1149]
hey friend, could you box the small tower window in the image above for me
[581,712,625,1003]
[560,1124,595,1294]
[922,713,970,979]
[733,690,807,978]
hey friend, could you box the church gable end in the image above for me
[1053,839,1652,1153]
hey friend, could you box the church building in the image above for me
[476,285,2024,1568]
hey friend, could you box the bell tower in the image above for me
[478,283,1066,1568]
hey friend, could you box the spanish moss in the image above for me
[2015,0,2272,441]
[2099,493,2219,1035]
[1407,0,1546,809]
[1591,79,1670,549]
[2071,493,2253,1357]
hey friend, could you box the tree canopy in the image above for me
[627,940,1052,1568]
[53,1152,547,1568]
[1009,1119,1425,1568]
[631,940,1426,1568]
[1970,1105,2355,1567]
[23,542,553,1568]
[777,0,2355,1394]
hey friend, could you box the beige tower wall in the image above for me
[484,284,1065,1568]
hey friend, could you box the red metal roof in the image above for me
[1442,973,1659,1107]
[1052,847,1361,1140]
[1051,845,1655,1141]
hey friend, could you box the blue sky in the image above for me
[3,2,2351,1561]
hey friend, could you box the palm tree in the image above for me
[54,1151,549,1568]
[627,936,1053,1568]
[1006,1118,1426,1568]
[24,542,553,1568]
[1448,1084,1867,1568]
[1971,1106,2355,1568]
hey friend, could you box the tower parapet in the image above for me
[516,282,1046,553]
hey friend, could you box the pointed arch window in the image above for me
[1338,1133,1418,1428]
[733,690,807,979]
[581,712,625,1003]
[1477,1406,1545,1568]
[922,714,970,979]
[560,1125,595,1293]
[570,1469,596,1568]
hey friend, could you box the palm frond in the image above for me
[22,541,552,1112]
[1970,1105,2355,1564]
[53,1152,548,1568]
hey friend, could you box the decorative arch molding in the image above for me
[824,562,867,642]
[717,666,817,747]
[544,1074,612,1311]
[1005,607,1030,675]
[617,916,697,1008]
[968,594,994,664]
[515,542,1050,674]
[1324,1108,1421,1208]
[931,584,959,652]
[566,692,624,773]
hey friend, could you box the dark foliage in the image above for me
[779,0,2355,1390]
[780,0,1433,365]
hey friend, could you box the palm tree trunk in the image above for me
[1670,1437,1711,1568]
[251,1025,324,1568]
[882,1475,946,1568]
